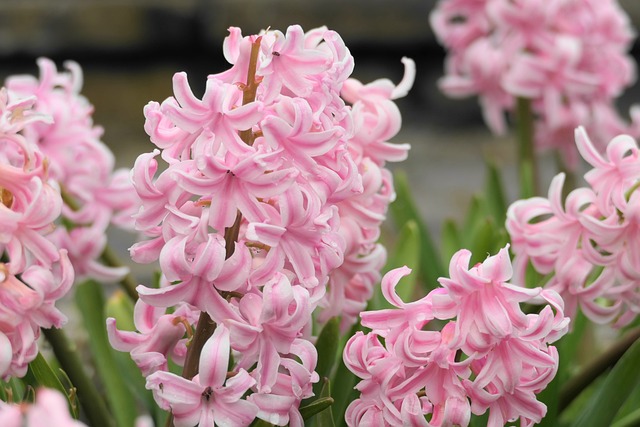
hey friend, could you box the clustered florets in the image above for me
[0,84,72,379]
[508,127,640,327]
[107,25,414,426]
[3,16,633,426]
[0,388,86,426]
[6,59,138,282]
[431,0,638,168]
[344,247,569,427]
[0,58,137,382]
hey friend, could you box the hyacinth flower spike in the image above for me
[146,324,258,427]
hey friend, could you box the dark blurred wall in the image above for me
[0,1,441,164]
[0,1,435,58]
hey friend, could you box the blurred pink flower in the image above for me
[5,58,137,282]
[0,388,86,427]
[431,0,638,167]
[508,127,640,326]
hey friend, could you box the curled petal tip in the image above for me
[391,57,416,100]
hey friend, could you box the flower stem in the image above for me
[43,327,115,427]
[181,312,217,380]
[238,35,263,146]
[516,97,538,198]
[559,327,640,412]
[100,245,139,301]
[59,187,139,301]
[179,210,243,381]
[171,37,264,426]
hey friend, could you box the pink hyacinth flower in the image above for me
[146,324,258,427]
[107,299,193,376]
[0,388,88,427]
[433,246,540,354]
[575,126,640,214]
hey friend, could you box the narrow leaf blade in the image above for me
[300,396,335,420]
[441,219,461,264]
[390,170,444,291]
[315,379,336,427]
[313,317,340,398]
[485,161,508,225]
[332,323,361,426]
[386,219,420,302]
[23,352,77,417]
[76,280,138,427]
[569,338,640,427]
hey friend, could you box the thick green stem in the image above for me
[43,327,115,427]
[516,97,538,198]
[559,327,640,412]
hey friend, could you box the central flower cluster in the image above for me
[108,25,414,426]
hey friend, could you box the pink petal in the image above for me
[199,324,231,388]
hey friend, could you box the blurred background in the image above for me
[2,0,640,243]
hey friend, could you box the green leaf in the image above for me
[376,219,421,309]
[8,377,25,402]
[106,290,159,423]
[0,378,16,402]
[524,260,546,289]
[613,406,640,427]
[105,290,136,332]
[23,352,77,417]
[469,411,489,427]
[484,161,508,225]
[467,217,496,265]
[24,385,36,403]
[614,380,640,424]
[557,311,588,384]
[441,219,461,264]
[250,420,276,427]
[76,280,139,427]
[461,195,484,246]
[153,409,169,427]
[315,378,336,427]
[390,170,444,291]
[300,396,334,420]
[313,318,340,398]
[113,340,156,416]
[560,375,602,425]
[520,159,535,199]
[152,270,162,289]
[332,323,362,427]
[569,338,640,427]
[536,372,560,427]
